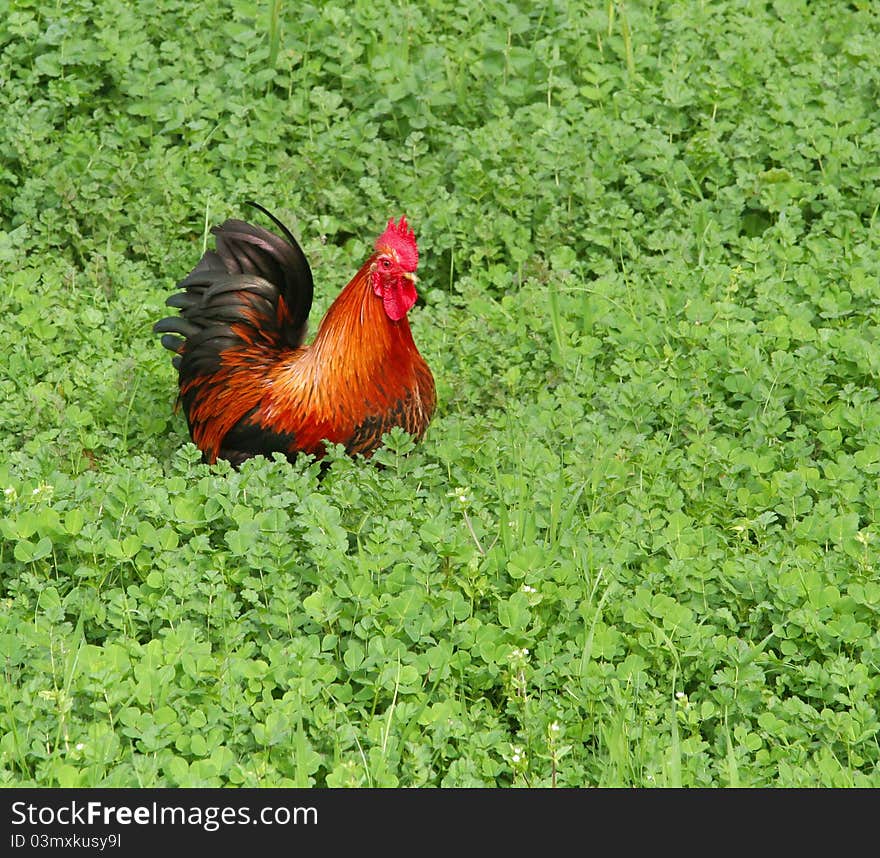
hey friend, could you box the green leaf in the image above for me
[343,642,365,671]
[828,513,859,545]
[14,536,52,563]
[498,592,530,632]
[64,508,85,535]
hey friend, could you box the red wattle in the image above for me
[383,279,417,321]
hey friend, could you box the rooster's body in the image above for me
[154,205,435,465]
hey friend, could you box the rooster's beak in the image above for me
[403,272,418,284]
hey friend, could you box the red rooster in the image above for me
[154,203,436,465]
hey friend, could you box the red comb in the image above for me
[375,216,418,272]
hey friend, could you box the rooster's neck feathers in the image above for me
[267,257,421,424]
[313,256,416,357]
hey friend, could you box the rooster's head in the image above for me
[372,216,419,321]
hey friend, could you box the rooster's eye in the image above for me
[381,259,392,269]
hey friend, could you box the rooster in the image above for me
[154,203,436,465]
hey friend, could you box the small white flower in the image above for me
[75,743,85,751]
[512,753,521,763]
[676,691,686,700]
[521,585,537,594]
[550,721,561,733]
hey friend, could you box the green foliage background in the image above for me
[2,0,880,786]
